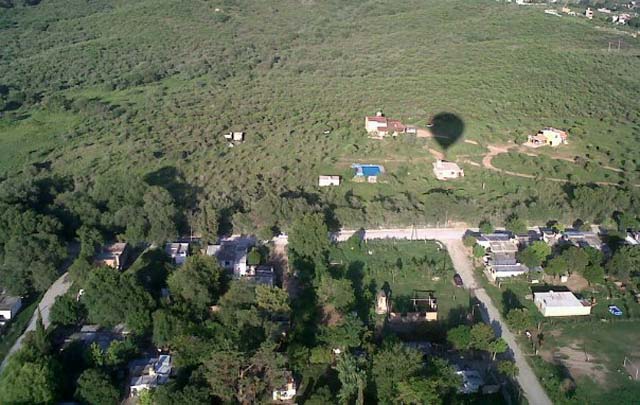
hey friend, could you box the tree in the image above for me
[544,256,567,278]
[83,267,155,333]
[255,285,290,315]
[447,325,471,350]
[479,220,494,234]
[50,294,85,326]
[74,368,119,405]
[472,244,485,258]
[152,309,188,347]
[488,338,508,361]
[202,342,285,404]
[517,241,551,268]
[506,308,531,334]
[288,213,330,264]
[505,215,527,235]
[143,186,177,244]
[196,202,218,244]
[581,264,605,286]
[462,235,476,247]
[167,255,224,312]
[318,313,364,350]
[247,248,262,266]
[614,211,639,232]
[584,246,604,267]
[0,353,60,403]
[316,275,355,312]
[561,246,589,275]
[497,360,519,378]
[77,225,104,260]
[336,353,366,405]
[154,384,211,405]
[606,246,640,281]
[372,341,423,404]
[396,358,459,405]
[469,323,494,352]
[32,309,50,355]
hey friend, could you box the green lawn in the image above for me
[330,240,471,326]
[475,266,640,404]
[1,0,639,230]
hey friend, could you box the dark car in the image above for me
[453,273,463,287]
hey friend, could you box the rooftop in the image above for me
[433,160,462,171]
[534,291,584,307]
[0,294,21,310]
[165,242,189,256]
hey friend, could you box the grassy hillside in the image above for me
[1,0,639,232]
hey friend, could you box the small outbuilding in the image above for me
[318,175,341,187]
[224,131,245,142]
[433,160,464,180]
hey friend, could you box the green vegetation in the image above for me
[0,0,638,233]
[0,294,40,362]
[477,240,640,404]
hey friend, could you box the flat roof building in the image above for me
[165,242,189,265]
[534,290,592,317]
[433,160,464,180]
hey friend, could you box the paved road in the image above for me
[330,228,553,405]
[0,271,72,372]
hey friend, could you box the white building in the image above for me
[0,293,22,326]
[165,242,189,265]
[433,160,464,180]
[224,131,245,142]
[128,355,172,397]
[585,7,594,19]
[534,291,592,317]
[318,175,341,187]
[488,264,528,281]
[272,372,296,402]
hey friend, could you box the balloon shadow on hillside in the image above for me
[430,112,465,151]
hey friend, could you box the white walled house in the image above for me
[433,160,464,180]
[534,291,592,317]
[165,242,189,265]
[318,175,341,187]
[0,294,22,325]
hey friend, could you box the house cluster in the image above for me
[0,290,22,328]
[477,227,606,282]
[206,236,275,286]
[525,127,568,148]
[433,160,464,180]
[477,232,529,281]
[364,111,417,138]
[612,13,634,24]
[128,355,173,397]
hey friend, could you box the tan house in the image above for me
[527,127,568,147]
[433,160,464,180]
[94,242,129,270]
[318,175,341,187]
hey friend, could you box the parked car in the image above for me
[453,274,463,287]
[608,305,623,316]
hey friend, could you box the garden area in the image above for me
[475,267,640,404]
[330,239,471,325]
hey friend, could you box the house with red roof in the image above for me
[365,111,416,137]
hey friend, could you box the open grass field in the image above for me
[330,240,471,324]
[475,266,640,404]
[1,0,639,232]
